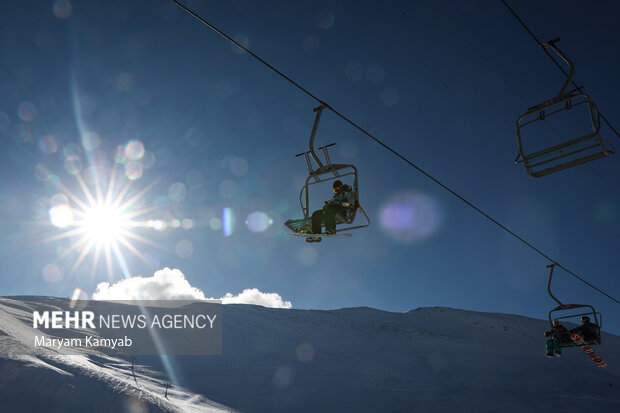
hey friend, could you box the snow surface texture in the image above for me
[1,297,619,413]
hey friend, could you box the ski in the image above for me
[570,333,607,368]
[288,232,352,243]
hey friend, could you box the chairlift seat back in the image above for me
[516,93,614,177]
[548,304,602,347]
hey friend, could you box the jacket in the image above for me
[330,185,355,209]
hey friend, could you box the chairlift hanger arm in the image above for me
[308,104,329,169]
[540,38,575,98]
[547,264,563,307]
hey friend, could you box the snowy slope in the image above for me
[0,297,234,413]
[168,305,620,413]
[1,297,619,413]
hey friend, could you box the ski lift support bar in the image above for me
[295,104,343,182]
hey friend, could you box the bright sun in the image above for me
[81,203,127,245]
[43,164,162,280]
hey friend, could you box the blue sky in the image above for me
[1,0,619,334]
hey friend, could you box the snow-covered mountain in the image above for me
[0,297,618,413]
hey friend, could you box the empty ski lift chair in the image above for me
[284,104,370,237]
[546,264,602,347]
[515,39,614,178]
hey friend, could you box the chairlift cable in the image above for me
[501,0,620,140]
[422,0,567,152]
[423,0,529,107]
[169,0,620,306]
[169,0,326,107]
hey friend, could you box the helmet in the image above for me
[581,316,590,323]
[332,180,343,191]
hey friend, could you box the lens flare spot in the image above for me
[176,240,194,258]
[45,175,61,193]
[298,246,318,267]
[42,263,63,282]
[124,396,148,413]
[125,161,143,180]
[273,365,294,389]
[39,135,58,154]
[222,208,234,236]
[380,87,399,107]
[245,211,272,233]
[115,145,128,164]
[64,154,82,175]
[148,219,167,231]
[169,183,187,201]
[12,124,32,143]
[231,34,250,55]
[70,288,88,308]
[316,9,335,29]
[51,193,69,207]
[17,101,37,121]
[344,62,363,82]
[53,0,73,19]
[63,143,81,157]
[230,157,248,176]
[49,205,73,228]
[379,192,442,242]
[219,179,237,198]
[124,139,145,160]
[82,131,101,151]
[35,163,53,182]
[209,217,222,231]
[296,343,315,362]
[182,218,194,229]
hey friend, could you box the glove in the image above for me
[341,202,350,207]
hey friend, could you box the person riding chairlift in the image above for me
[544,320,569,358]
[570,316,599,343]
[301,180,354,235]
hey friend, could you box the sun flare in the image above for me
[80,203,127,246]
[41,162,163,281]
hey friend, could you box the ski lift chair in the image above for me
[515,39,614,178]
[546,264,602,347]
[284,105,370,235]
[284,148,370,235]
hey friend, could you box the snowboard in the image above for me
[570,333,607,368]
[288,232,352,243]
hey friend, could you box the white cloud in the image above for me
[92,268,292,308]
[218,288,292,309]
[92,268,206,300]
